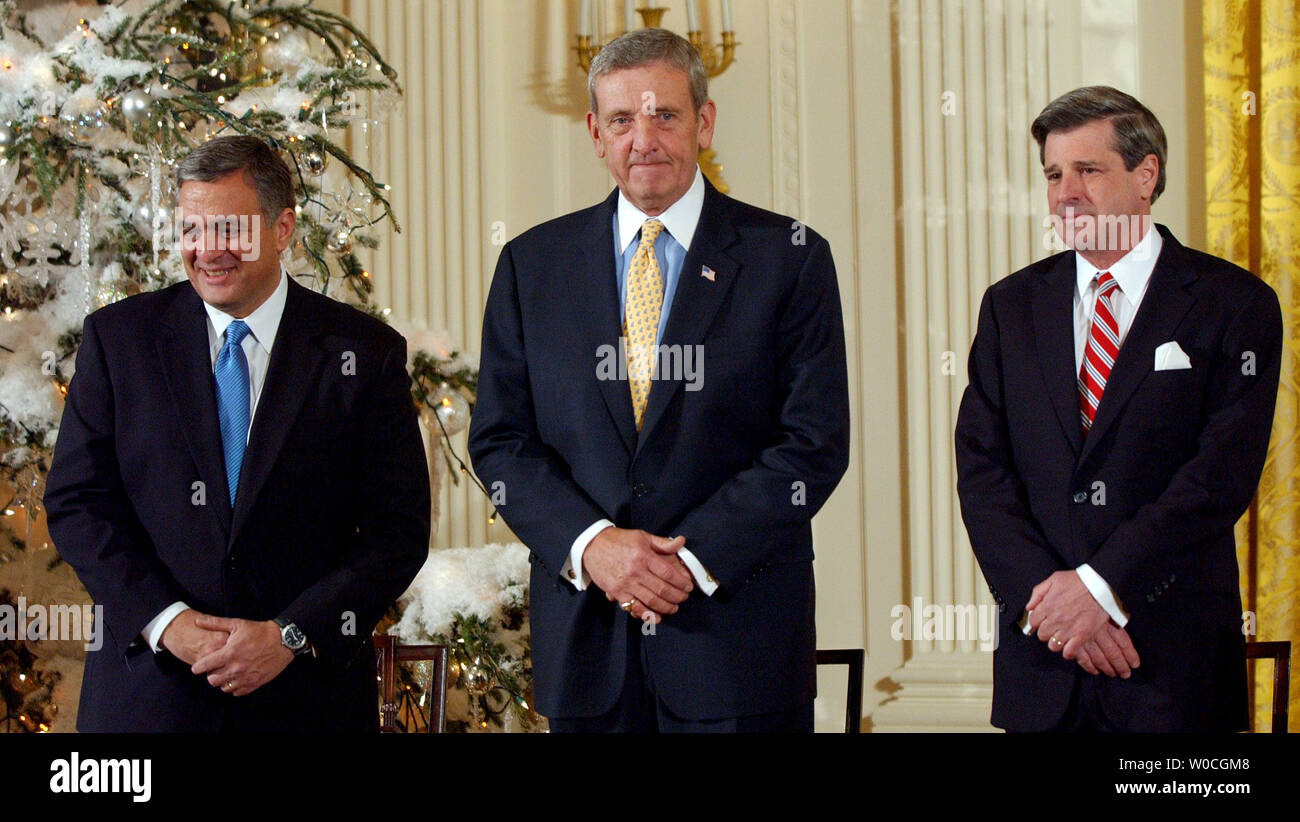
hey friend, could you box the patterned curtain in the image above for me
[1205,0,1299,733]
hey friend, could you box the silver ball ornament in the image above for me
[121,90,151,123]
[302,148,327,176]
[463,665,491,697]
[134,202,153,232]
[429,383,471,436]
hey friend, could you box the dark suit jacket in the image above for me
[43,278,430,732]
[955,225,1281,732]
[467,181,850,720]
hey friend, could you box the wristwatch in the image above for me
[273,618,312,657]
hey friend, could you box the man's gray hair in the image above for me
[176,135,295,218]
[1030,86,1167,205]
[588,28,708,114]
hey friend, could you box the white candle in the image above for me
[721,0,733,31]
[579,0,590,36]
[686,0,698,30]
[625,0,635,30]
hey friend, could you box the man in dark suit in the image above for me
[468,29,849,732]
[955,86,1281,732]
[43,136,430,732]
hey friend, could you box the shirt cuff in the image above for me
[677,548,718,596]
[1076,564,1129,627]
[143,602,191,652]
[562,519,614,591]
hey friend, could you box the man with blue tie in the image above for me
[44,136,430,731]
[469,29,850,732]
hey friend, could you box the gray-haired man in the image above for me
[469,29,850,732]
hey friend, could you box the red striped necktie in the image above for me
[1079,271,1119,435]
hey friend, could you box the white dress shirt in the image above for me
[142,270,290,651]
[560,170,719,597]
[1059,224,1163,630]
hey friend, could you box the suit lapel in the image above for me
[635,182,740,457]
[230,280,329,541]
[1079,226,1197,465]
[1031,253,1084,460]
[574,189,638,459]
[155,286,232,536]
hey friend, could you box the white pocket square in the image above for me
[1154,340,1192,371]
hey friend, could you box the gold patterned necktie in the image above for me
[624,218,665,429]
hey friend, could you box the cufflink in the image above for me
[706,573,716,584]
[566,569,576,580]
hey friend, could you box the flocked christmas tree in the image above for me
[0,0,505,732]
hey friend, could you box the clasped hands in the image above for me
[159,609,293,697]
[582,526,693,624]
[1024,570,1140,678]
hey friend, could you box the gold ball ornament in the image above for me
[325,227,354,256]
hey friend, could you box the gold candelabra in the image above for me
[574,3,738,192]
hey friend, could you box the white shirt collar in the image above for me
[203,269,289,354]
[616,167,706,254]
[1075,222,1163,301]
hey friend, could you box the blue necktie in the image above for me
[215,320,252,506]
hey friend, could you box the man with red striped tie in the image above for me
[955,87,1281,732]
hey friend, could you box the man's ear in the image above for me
[274,207,296,253]
[696,99,716,151]
[1137,153,1159,200]
[586,111,606,159]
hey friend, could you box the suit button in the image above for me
[1072,492,1087,504]
[997,602,1006,613]
[1146,594,1156,603]
[632,483,650,497]
[1169,573,1176,584]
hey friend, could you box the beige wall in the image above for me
[338,0,1197,731]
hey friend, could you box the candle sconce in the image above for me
[575,3,738,193]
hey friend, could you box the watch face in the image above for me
[282,624,307,650]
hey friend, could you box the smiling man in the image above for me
[955,87,1282,731]
[44,135,429,731]
[469,29,849,732]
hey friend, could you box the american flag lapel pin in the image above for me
[701,265,716,282]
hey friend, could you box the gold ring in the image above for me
[226,681,235,691]
[620,598,636,613]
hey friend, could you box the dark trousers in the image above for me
[548,616,813,733]
[1007,675,1124,734]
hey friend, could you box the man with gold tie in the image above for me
[469,29,850,732]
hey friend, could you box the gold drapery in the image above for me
[1206,0,1299,733]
